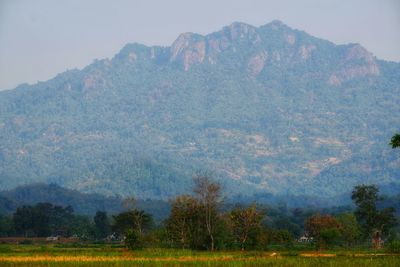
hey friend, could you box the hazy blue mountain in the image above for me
[0,183,123,215]
[0,183,170,220]
[0,20,399,199]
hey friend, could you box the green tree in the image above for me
[319,228,342,248]
[270,229,294,246]
[351,185,397,238]
[125,229,144,250]
[69,215,95,239]
[166,195,204,249]
[39,203,74,237]
[273,215,302,238]
[335,212,361,247]
[112,210,153,236]
[13,206,39,237]
[0,214,14,237]
[94,211,111,239]
[113,209,153,250]
[390,134,400,148]
[12,203,74,237]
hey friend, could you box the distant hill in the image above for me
[0,20,399,199]
[0,184,170,220]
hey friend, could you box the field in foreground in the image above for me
[0,244,399,266]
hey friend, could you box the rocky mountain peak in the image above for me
[328,43,380,86]
[266,19,286,29]
[345,44,375,63]
[169,32,206,70]
[116,20,382,83]
[224,22,259,42]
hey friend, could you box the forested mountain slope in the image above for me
[0,20,399,199]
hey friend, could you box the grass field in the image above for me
[0,244,399,266]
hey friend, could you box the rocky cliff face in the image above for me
[0,20,398,199]
[118,21,381,87]
[328,44,380,85]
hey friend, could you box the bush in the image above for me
[386,240,400,254]
[0,246,12,253]
[125,230,144,250]
[19,239,33,245]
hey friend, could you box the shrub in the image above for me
[319,228,342,249]
[125,230,144,250]
[19,239,33,245]
[386,240,400,254]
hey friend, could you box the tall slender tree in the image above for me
[193,174,222,251]
[351,185,397,238]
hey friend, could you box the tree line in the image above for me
[0,177,398,251]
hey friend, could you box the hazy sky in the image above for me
[0,0,399,91]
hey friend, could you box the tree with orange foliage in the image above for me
[305,214,342,249]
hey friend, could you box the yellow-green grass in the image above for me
[0,244,399,266]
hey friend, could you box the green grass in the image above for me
[0,244,399,266]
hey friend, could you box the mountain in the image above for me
[0,183,123,215]
[0,20,399,199]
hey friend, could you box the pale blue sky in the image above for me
[0,0,399,91]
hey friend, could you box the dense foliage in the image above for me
[391,134,400,149]
[352,185,397,237]
[12,203,74,237]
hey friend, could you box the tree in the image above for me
[40,203,74,237]
[273,215,302,238]
[193,174,222,251]
[229,204,264,250]
[94,211,111,239]
[270,229,294,246]
[33,204,52,237]
[12,206,33,237]
[112,210,153,236]
[12,203,74,237]
[319,228,342,248]
[69,215,95,239]
[390,134,400,148]
[0,214,14,237]
[166,195,203,249]
[125,228,144,250]
[112,209,153,250]
[304,214,341,249]
[335,212,361,247]
[132,209,153,236]
[351,185,397,239]
[352,185,379,237]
